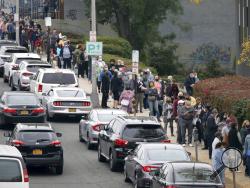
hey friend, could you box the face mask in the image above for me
[155,79,159,81]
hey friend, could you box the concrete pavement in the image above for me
[78,77,250,188]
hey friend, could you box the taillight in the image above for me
[3,108,17,114]
[92,123,101,132]
[165,186,177,188]
[23,168,29,182]
[83,101,91,106]
[50,140,61,147]
[114,138,128,147]
[38,84,43,92]
[11,140,25,147]
[53,101,62,106]
[142,165,159,172]
[22,72,33,77]
[32,108,45,114]
[161,139,171,143]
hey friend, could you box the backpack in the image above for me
[63,46,71,59]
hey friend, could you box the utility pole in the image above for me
[16,0,20,45]
[90,0,99,108]
[30,0,33,19]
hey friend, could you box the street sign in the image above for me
[86,42,103,56]
[45,17,52,27]
[132,50,139,63]
[89,31,97,42]
[132,62,139,74]
[14,14,19,22]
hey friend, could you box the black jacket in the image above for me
[206,114,218,137]
[101,73,110,93]
[111,77,123,92]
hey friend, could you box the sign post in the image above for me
[132,50,139,74]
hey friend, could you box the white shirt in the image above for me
[212,137,221,156]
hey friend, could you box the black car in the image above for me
[4,123,64,174]
[150,162,224,188]
[0,92,46,128]
[98,116,169,171]
[124,143,191,188]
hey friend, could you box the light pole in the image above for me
[16,0,20,45]
[90,0,99,108]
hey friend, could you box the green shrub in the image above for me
[232,99,250,125]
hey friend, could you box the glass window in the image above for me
[7,95,39,106]
[5,49,28,54]
[15,58,40,65]
[42,73,76,84]
[17,131,56,144]
[0,159,22,182]
[123,124,165,139]
[113,121,123,135]
[97,113,126,122]
[27,65,51,73]
[56,90,85,98]
[146,149,189,162]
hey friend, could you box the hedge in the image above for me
[194,76,250,124]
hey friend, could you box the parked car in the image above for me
[0,40,18,48]
[41,87,91,120]
[3,53,40,83]
[150,162,224,188]
[0,144,29,188]
[0,92,46,128]
[98,116,169,171]
[4,123,63,175]
[124,143,191,188]
[29,68,78,100]
[0,46,28,55]
[79,109,128,149]
[11,60,52,91]
[0,55,11,77]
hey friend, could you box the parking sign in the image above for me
[86,42,103,56]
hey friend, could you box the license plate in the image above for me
[20,110,29,115]
[32,149,43,155]
[69,108,76,112]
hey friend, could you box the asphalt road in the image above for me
[0,80,132,188]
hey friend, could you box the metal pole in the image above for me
[90,0,99,108]
[232,169,236,188]
[30,0,33,19]
[16,0,20,45]
[195,140,198,161]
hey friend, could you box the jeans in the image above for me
[63,58,71,69]
[176,120,182,144]
[207,136,215,159]
[148,100,159,118]
[246,156,250,176]
[143,94,149,109]
[135,93,144,112]
[179,118,193,144]
[101,92,109,108]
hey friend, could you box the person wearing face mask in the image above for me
[98,65,112,93]
[184,72,196,96]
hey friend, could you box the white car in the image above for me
[0,145,29,188]
[3,53,41,83]
[0,46,28,55]
[11,60,52,91]
[30,68,79,100]
[42,87,92,120]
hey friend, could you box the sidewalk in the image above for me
[78,77,249,188]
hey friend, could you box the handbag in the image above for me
[121,99,130,106]
[148,95,156,101]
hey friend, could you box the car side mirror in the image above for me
[127,150,134,156]
[12,65,19,70]
[56,133,62,137]
[42,93,47,96]
[4,132,11,137]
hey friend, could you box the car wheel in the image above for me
[46,107,53,121]
[79,126,84,142]
[109,151,118,172]
[10,78,16,91]
[124,166,130,183]
[98,144,106,162]
[8,75,11,86]
[134,173,142,188]
[86,134,93,150]
[55,165,63,175]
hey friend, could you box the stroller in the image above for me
[119,89,134,113]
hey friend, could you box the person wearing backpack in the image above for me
[61,41,73,69]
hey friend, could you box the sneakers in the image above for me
[189,144,193,147]
[182,144,186,147]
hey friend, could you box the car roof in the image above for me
[0,40,17,44]
[20,59,50,65]
[12,53,40,58]
[15,123,53,131]
[117,116,159,124]
[3,91,36,96]
[1,45,27,50]
[39,68,75,73]
[94,108,128,115]
[52,87,83,91]
[0,145,22,158]
[140,143,186,150]
[167,161,211,168]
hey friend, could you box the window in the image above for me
[7,95,39,106]
[56,90,85,98]
[42,73,76,84]
[17,131,56,144]
[5,49,28,54]
[0,159,22,182]
[146,149,189,162]
[27,65,51,73]
[15,58,40,65]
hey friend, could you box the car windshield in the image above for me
[7,95,39,106]
[97,113,127,122]
[27,65,51,73]
[146,149,189,162]
[56,90,85,98]
[5,49,28,54]
[18,131,56,143]
[42,73,76,84]
[1,56,11,62]
[16,58,40,65]
[174,164,221,184]
[123,124,165,139]
[0,159,22,182]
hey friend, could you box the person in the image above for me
[212,142,225,185]
[135,75,146,113]
[56,44,63,68]
[221,118,231,147]
[184,72,196,96]
[212,132,222,154]
[43,0,50,18]
[6,19,15,40]
[110,71,123,109]
[20,29,29,50]
[178,100,195,147]
[101,71,110,108]
[119,87,134,113]
[73,44,83,77]
[147,81,160,121]
[240,120,250,144]
[202,104,212,150]
[243,126,250,176]
[163,97,174,136]
[166,76,179,99]
[82,48,89,78]
[96,57,107,92]
[61,41,73,69]
[228,122,242,151]
[206,108,218,159]
[154,76,164,117]
[193,97,205,143]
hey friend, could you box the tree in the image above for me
[85,0,182,51]
[238,39,250,66]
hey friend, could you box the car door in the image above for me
[0,95,6,124]
[100,119,115,157]
[82,112,93,140]
[42,89,53,108]
[13,63,23,86]
[126,146,141,181]
[30,71,39,92]
[152,165,168,188]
